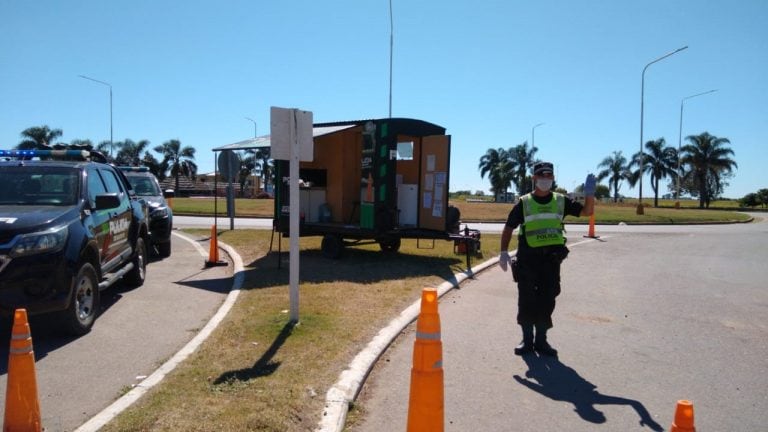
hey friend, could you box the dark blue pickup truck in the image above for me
[0,149,150,335]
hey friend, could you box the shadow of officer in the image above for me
[513,355,663,431]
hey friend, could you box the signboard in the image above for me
[270,107,313,162]
[217,150,240,182]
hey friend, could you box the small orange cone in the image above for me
[3,309,42,432]
[204,225,228,267]
[583,212,599,239]
[670,400,696,432]
[406,288,444,432]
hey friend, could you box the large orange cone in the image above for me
[204,225,228,267]
[406,288,444,432]
[583,212,599,239]
[670,400,696,432]
[3,309,42,432]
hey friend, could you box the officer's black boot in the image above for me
[534,325,558,357]
[514,324,535,355]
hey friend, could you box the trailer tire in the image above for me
[321,235,344,259]
[379,236,401,252]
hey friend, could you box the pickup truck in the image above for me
[0,149,150,335]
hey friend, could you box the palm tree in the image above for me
[17,126,63,149]
[247,147,272,192]
[238,151,256,196]
[679,132,737,208]
[596,151,631,202]
[478,148,514,201]
[630,138,678,207]
[115,139,150,166]
[154,139,197,193]
[508,142,538,195]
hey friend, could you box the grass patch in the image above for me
[101,230,504,431]
[169,197,750,224]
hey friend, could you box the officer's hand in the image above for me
[499,251,511,271]
[584,173,597,197]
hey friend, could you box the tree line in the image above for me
[479,131,738,209]
[11,125,272,195]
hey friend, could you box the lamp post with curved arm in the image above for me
[637,45,688,215]
[245,117,257,138]
[531,122,544,150]
[675,89,717,207]
[79,75,113,157]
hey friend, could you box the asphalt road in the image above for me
[351,215,768,431]
[0,232,232,432]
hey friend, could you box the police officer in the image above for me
[499,162,596,356]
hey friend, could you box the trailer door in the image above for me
[418,134,451,231]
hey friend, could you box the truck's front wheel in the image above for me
[58,262,99,336]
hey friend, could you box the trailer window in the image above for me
[397,141,414,160]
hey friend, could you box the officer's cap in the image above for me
[533,161,554,175]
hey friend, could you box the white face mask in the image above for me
[535,178,553,192]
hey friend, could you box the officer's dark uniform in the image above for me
[505,191,583,356]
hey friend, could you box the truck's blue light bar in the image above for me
[117,166,150,172]
[0,149,91,159]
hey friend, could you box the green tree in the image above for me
[115,139,150,166]
[507,142,538,195]
[757,188,768,208]
[154,139,197,193]
[630,138,678,207]
[238,151,257,196]
[478,148,514,202]
[17,125,63,149]
[679,132,737,208]
[740,193,759,208]
[246,147,272,192]
[141,152,168,180]
[596,151,631,202]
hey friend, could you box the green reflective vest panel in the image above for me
[521,193,566,247]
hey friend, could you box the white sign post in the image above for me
[270,107,313,323]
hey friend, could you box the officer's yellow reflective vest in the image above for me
[521,192,566,248]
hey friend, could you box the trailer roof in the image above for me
[211,118,445,152]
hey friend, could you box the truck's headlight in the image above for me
[10,225,69,257]
[150,206,169,218]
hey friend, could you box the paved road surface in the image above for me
[350,215,768,431]
[0,232,232,432]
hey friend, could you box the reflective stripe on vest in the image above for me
[521,193,565,247]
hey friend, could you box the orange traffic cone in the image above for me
[670,400,696,432]
[204,225,228,267]
[3,309,42,432]
[406,288,444,432]
[583,212,599,239]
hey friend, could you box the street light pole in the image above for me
[676,89,717,206]
[638,45,688,215]
[245,117,257,138]
[531,122,544,150]
[79,75,113,157]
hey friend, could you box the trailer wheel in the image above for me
[379,236,401,252]
[321,234,344,259]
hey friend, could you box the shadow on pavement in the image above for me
[514,354,663,431]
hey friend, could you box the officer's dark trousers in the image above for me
[515,254,562,329]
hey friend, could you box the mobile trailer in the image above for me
[271,118,480,264]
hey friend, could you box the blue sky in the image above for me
[2,1,766,199]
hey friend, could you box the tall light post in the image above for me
[245,117,257,138]
[676,89,717,206]
[637,45,688,215]
[79,75,113,157]
[531,122,544,149]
